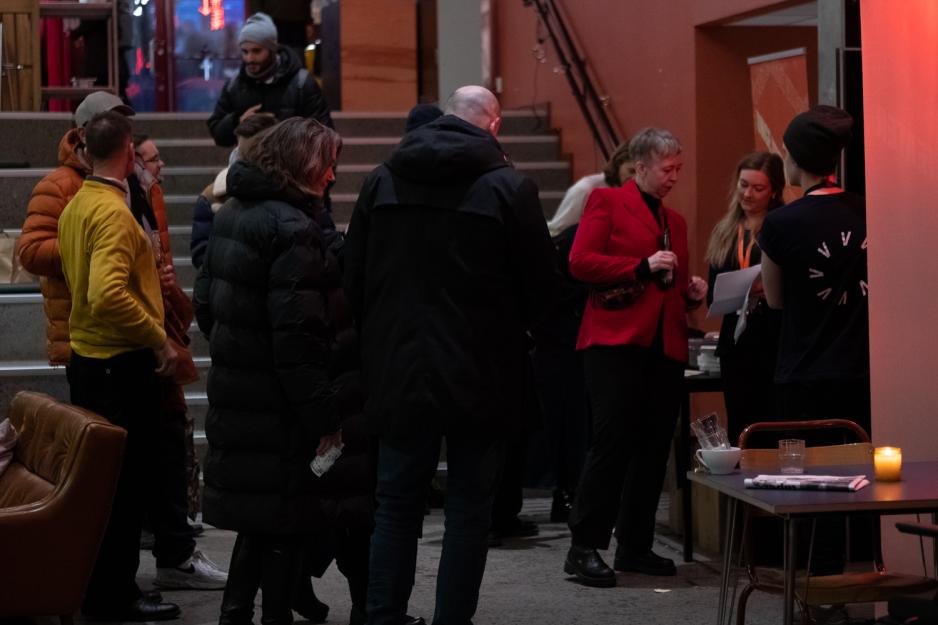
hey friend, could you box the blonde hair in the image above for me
[704,152,785,267]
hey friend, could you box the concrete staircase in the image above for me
[0,107,570,461]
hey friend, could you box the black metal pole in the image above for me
[528,0,611,160]
[545,0,619,150]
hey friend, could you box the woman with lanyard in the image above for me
[704,152,785,445]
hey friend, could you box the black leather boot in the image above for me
[564,544,616,588]
[219,534,262,625]
[259,537,301,625]
[550,489,573,523]
[292,579,329,624]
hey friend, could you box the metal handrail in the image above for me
[523,0,621,160]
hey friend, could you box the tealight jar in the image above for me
[874,446,902,482]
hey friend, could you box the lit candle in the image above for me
[874,446,902,482]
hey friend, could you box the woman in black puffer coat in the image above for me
[193,117,342,625]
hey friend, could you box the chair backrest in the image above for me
[0,391,126,618]
[0,391,115,507]
[738,419,873,471]
[741,442,874,471]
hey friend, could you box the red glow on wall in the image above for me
[210,0,225,30]
[198,0,224,30]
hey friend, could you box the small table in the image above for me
[678,369,723,561]
[688,461,938,625]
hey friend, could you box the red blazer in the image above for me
[569,179,692,363]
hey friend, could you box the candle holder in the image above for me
[874,446,902,482]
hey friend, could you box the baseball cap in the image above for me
[74,91,136,128]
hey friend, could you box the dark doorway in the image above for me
[839,0,864,195]
[417,0,438,104]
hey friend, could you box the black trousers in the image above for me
[719,341,778,446]
[777,376,874,572]
[526,347,589,492]
[221,533,304,625]
[148,403,197,568]
[568,344,683,555]
[491,434,527,530]
[777,376,872,440]
[70,349,162,611]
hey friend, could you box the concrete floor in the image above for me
[66,497,796,625]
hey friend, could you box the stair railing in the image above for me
[523,0,621,160]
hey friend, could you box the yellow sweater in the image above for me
[58,178,166,359]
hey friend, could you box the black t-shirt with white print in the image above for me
[757,191,869,383]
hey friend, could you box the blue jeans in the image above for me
[366,433,506,625]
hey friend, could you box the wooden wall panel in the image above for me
[340,0,417,111]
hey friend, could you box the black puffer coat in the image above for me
[207,46,333,147]
[193,161,341,534]
[343,115,560,448]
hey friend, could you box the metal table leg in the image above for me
[681,390,693,562]
[933,512,938,577]
[783,517,797,625]
[717,496,738,625]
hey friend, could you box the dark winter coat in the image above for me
[342,115,560,448]
[193,161,341,534]
[189,193,214,270]
[207,46,333,147]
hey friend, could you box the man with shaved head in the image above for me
[344,86,559,624]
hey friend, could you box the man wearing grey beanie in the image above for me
[207,12,333,147]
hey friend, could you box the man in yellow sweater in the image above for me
[58,111,181,621]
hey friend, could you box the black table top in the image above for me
[687,461,938,517]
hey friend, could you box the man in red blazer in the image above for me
[563,127,707,587]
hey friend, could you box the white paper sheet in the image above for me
[707,264,762,318]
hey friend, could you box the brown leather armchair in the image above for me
[0,391,127,624]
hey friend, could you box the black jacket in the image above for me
[207,46,333,147]
[193,161,341,533]
[342,115,560,447]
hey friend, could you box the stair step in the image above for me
[0,108,555,168]
[162,190,564,230]
[155,134,561,168]
[0,357,209,410]
[154,161,571,196]
[0,162,569,225]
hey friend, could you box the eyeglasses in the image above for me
[141,154,163,164]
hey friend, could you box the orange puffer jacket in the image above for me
[148,181,200,398]
[17,129,88,366]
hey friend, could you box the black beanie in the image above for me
[782,105,853,175]
[405,104,443,133]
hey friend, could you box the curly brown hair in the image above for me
[243,117,341,198]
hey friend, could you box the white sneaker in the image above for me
[155,549,228,590]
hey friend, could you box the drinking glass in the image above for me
[778,439,806,475]
[691,412,730,450]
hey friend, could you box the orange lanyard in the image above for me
[737,224,756,269]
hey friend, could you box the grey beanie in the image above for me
[239,12,278,51]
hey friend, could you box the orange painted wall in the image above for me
[494,2,813,313]
[340,0,417,111]
[861,0,938,576]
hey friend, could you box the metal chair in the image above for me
[734,419,938,625]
